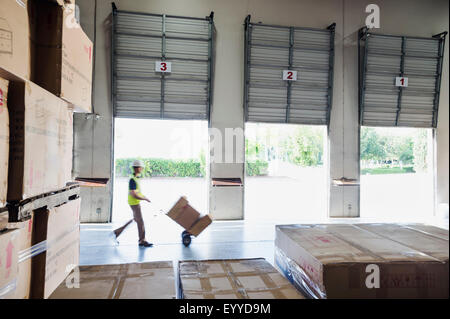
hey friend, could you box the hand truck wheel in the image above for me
[182,231,192,247]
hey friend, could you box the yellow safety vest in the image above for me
[128,175,143,206]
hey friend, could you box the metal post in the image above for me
[326,23,336,128]
[243,15,251,122]
[432,31,447,128]
[160,14,166,119]
[110,2,117,222]
[111,3,117,117]
[359,28,369,126]
[207,12,214,125]
[395,36,406,126]
[285,27,294,123]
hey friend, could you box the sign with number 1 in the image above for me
[155,61,172,73]
[395,77,408,87]
[283,70,297,81]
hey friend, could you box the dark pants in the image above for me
[114,204,145,243]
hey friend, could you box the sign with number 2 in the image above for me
[283,70,297,81]
[155,61,172,73]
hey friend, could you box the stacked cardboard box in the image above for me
[275,223,449,299]
[0,0,31,80]
[0,77,9,207]
[7,80,73,202]
[30,197,81,299]
[0,228,20,298]
[30,0,93,112]
[7,216,34,299]
[0,0,92,299]
[49,261,177,299]
[179,258,306,299]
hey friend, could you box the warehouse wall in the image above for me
[74,0,449,222]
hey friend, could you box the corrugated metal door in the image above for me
[244,16,335,126]
[359,29,447,128]
[112,6,215,120]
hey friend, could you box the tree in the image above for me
[360,128,386,161]
[413,130,428,172]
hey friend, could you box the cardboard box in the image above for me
[0,228,20,299]
[167,197,200,230]
[7,216,33,299]
[179,258,305,299]
[52,0,75,6]
[49,261,177,299]
[0,77,8,207]
[7,80,73,202]
[275,224,449,299]
[0,0,31,80]
[189,214,213,237]
[30,198,80,299]
[0,207,7,231]
[30,0,92,112]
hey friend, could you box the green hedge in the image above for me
[246,160,269,176]
[361,166,415,175]
[115,158,205,178]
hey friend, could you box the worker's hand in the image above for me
[145,198,151,203]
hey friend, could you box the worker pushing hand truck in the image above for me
[111,160,154,247]
[110,160,212,247]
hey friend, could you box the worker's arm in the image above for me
[130,190,151,202]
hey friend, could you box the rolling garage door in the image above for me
[244,16,336,125]
[111,4,215,120]
[358,28,447,128]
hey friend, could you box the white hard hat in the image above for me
[132,160,144,167]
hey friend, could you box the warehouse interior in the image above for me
[0,0,449,300]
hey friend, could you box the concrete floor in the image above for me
[80,215,449,268]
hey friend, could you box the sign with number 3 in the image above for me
[155,61,172,73]
[283,70,297,81]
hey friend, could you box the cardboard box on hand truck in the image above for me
[167,197,212,236]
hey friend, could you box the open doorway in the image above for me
[112,118,209,223]
[244,123,328,222]
[360,126,435,222]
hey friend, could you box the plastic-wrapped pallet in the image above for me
[49,261,176,299]
[275,224,449,299]
[179,258,305,299]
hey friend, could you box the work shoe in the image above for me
[139,241,154,247]
[109,231,119,245]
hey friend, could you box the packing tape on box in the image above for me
[275,247,325,299]
[18,223,80,263]
[0,279,17,299]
